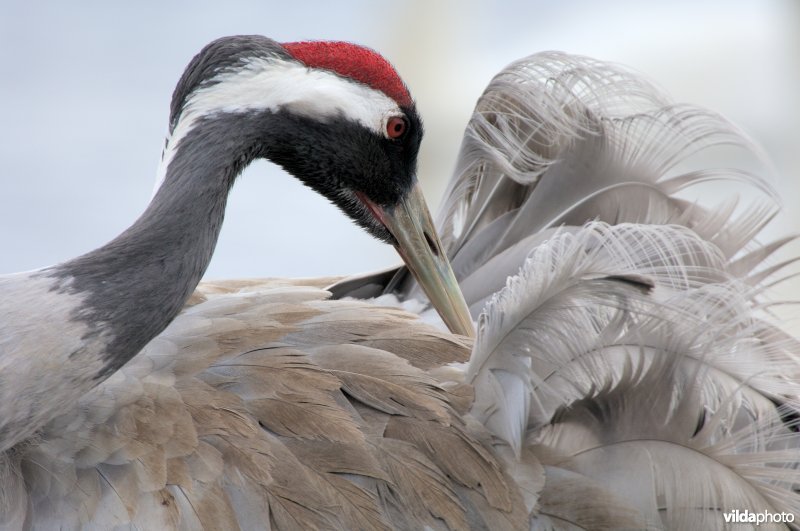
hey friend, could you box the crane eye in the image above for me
[386,116,407,139]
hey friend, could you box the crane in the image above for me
[1,35,798,529]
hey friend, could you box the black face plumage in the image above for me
[257,107,424,244]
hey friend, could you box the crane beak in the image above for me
[357,184,475,338]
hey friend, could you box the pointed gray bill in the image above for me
[359,184,475,338]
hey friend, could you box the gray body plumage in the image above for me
[0,273,108,451]
[1,42,798,529]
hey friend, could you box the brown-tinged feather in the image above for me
[356,329,472,370]
[165,457,193,493]
[184,441,225,484]
[281,438,388,480]
[133,446,167,492]
[534,466,649,530]
[308,344,453,421]
[249,394,365,443]
[177,379,259,438]
[319,473,392,531]
[377,438,469,530]
[384,416,518,512]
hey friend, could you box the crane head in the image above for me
[163,36,474,337]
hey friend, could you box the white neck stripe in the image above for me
[153,57,402,195]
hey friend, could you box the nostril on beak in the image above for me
[423,231,439,257]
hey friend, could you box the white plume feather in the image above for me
[441,52,800,525]
[429,52,780,297]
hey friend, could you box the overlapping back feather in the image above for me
[431,52,800,527]
[5,281,517,530]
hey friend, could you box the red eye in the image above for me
[386,116,407,139]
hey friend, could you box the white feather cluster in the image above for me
[441,52,800,527]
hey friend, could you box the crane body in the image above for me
[0,37,797,529]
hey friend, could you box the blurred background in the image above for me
[1,0,798,321]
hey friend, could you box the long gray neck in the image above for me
[50,113,265,378]
[0,113,280,453]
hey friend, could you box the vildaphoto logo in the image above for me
[722,509,795,525]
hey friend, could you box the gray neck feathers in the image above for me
[49,113,267,377]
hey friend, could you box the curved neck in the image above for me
[51,114,264,377]
[0,113,280,452]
